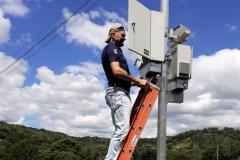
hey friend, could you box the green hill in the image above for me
[0,121,240,160]
[167,128,240,160]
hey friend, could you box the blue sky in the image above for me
[1,0,239,83]
[0,0,239,137]
[1,0,239,80]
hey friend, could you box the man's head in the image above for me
[105,24,126,47]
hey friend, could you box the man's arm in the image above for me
[110,61,147,87]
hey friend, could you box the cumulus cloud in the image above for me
[24,64,109,136]
[100,8,128,27]
[0,53,112,137]
[0,9,11,44]
[166,49,240,135]
[62,8,128,50]
[61,8,134,64]
[16,32,32,46]
[0,52,27,88]
[225,23,237,32]
[1,49,240,137]
[0,0,30,44]
[65,61,104,76]
[0,0,29,17]
[0,52,27,122]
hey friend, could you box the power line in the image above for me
[3,0,80,62]
[26,0,103,62]
[0,0,98,76]
[20,0,93,70]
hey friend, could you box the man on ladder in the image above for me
[101,24,148,160]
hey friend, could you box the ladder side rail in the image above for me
[118,88,148,159]
[130,88,147,124]
[118,85,159,160]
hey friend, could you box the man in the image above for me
[101,24,147,160]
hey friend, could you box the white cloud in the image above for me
[100,8,128,27]
[0,52,27,88]
[0,52,27,122]
[89,10,100,19]
[0,9,11,44]
[0,53,112,137]
[139,48,240,136]
[1,49,240,137]
[225,23,237,32]
[62,8,128,50]
[61,8,138,66]
[166,49,240,135]
[0,0,29,17]
[0,0,30,44]
[29,65,110,136]
[61,8,134,64]
[65,61,104,76]
[16,32,32,46]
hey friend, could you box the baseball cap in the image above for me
[105,24,125,43]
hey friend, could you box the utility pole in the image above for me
[128,1,192,159]
[157,0,169,160]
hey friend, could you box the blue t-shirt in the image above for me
[101,42,131,92]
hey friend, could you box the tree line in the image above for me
[0,121,240,160]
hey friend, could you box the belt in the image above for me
[108,86,130,95]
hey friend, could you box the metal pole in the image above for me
[161,0,169,27]
[157,0,169,160]
[157,63,168,160]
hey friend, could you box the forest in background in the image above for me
[0,121,240,160]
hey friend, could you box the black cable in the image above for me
[25,0,104,76]
[0,0,93,76]
[26,0,103,62]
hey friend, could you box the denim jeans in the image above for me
[105,87,132,160]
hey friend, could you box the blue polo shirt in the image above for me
[101,42,131,92]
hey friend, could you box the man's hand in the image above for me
[134,79,148,88]
[110,61,148,88]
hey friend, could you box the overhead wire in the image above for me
[26,0,103,62]
[0,0,91,75]
[0,0,102,76]
[21,0,90,69]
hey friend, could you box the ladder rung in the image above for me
[117,84,160,160]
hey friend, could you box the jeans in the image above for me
[105,87,132,160]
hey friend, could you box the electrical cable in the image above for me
[0,0,98,76]
[26,0,103,62]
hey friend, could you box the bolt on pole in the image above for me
[157,0,169,160]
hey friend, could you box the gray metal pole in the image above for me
[157,63,168,160]
[161,0,169,27]
[157,0,169,160]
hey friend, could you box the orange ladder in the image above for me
[117,83,160,160]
